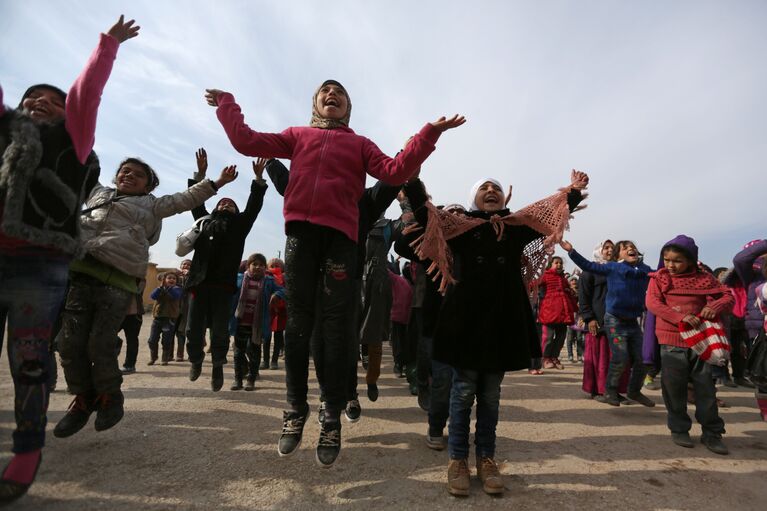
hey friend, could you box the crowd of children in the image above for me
[1,13,766,504]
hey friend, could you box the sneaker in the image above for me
[671,432,694,448]
[230,380,243,391]
[594,394,607,403]
[426,431,446,451]
[316,420,342,467]
[278,408,309,457]
[93,391,124,432]
[160,360,168,366]
[476,457,504,495]
[270,361,279,370]
[447,458,470,496]
[644,375,661,391]
[211,366,224,392]
[603,393,621,406]
[189,362,202,382]
[627,391,655,407]
[53,394,94,438]
[244,379,256,391]
[121,366,136,375]
[260,360,269,370]
[317,401,326,426]
[345,399,361,423]
[361,355,369,371]
[367,383,379,402]
[417,387,430,412]
[734,377,755,389]
[701,435,729,455]
[147,359,157,366]
[175,357,185,362]
[567,356,574,362]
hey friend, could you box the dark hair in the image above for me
[247,253,267,266]
[547,256,563,269]
[18,84,67,108]
[115,157,159,192]
[612,240,641,261]
[662,244,696,264]
[712,267,728,279]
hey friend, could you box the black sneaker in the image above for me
[244,379,256,391]
[361,355,369,371]
[278,408,309,457]
[627,391,655,407]
[94,391,124,432]
[345,399,361,423]
[230,380,243,391]
[417,386,430,412]
[121,366,136,375]
[316,420,342,467]
[367,383,379,402]
[701,435,729,455]
[603,393,621,406]
[260,360,269,370]
[211,366,224,392]
[671,432,694,448]
[270,361,279,370]
[53,394,95,438]
[189,362,202,382]
[317,401,326,426]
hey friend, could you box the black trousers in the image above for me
[185,286,234,366]
[284,222,356,422]
[120,314,143,368]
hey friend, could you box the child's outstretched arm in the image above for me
[67,15,140,164]
[560,241,611,276]
[156,163,237,219]
[239,159,268,230]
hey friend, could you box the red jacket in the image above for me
[390,270,413,325]
[216,93,441,242]
[537,269,577,324]
[268,268,287,332]
[645,269,735,347]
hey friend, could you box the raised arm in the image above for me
[265,158,290,197]
[67,15,139,164]
[733,239,767,287]
[561,242,611,276]
[155,165,236,219]
[239,161,268,231]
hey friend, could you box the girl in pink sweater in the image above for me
[645,235,734,455]
[205,80,464,467]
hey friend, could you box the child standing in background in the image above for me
[147,272,183,366]
[566,276,584,363]
[265,257,286,369]
[537,256,577,369]
[645,235,734,454]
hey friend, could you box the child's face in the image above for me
[216,199,237,214]
[21,88,65,123]
[601,243,614,261]
[569,278,578,291]
[249,261,265,278]
[618,243,640,264]
[474,181,504,212]
[663,250,693,275]
[115,162,151,195]
[164,274,178,286]
[180,261,191,274]
[315,84,348,121]
[551,258,564,272]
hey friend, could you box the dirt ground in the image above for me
[1,315,766,510]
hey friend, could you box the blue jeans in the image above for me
[428,358,452,436]
[603,313,647,395]
[148,317,176,355]
[448,368,505,460]
[0,251,70,452]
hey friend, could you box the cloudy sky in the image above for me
[2,0,764,270]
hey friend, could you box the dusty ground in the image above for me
[1,315,766,510]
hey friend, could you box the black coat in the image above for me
[404,179,581,373]
[578,270,607,327]
[185,178,266,290]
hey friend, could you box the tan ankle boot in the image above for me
[447,458,470,496]
[476,457,504,494]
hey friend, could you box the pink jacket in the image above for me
[215,93,441,242]
[645,269,734,347]
[389,270,413,325]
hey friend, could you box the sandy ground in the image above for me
[1,315,766,510]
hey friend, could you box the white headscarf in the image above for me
[467,177,504,212]
[592,239,614,263]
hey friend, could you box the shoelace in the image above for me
[318,429,340,447]
[282,418,305,435]
[449,460,470,479]
[479,458,499,477]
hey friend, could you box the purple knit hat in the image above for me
[657,234,699,270]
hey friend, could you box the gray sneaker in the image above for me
[426,432,446,451]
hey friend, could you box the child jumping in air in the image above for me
[205,79,464,467]
[560,239,655,407]
[402,170,588,496]
[0,15,138,503]
[147,272,183,366]
[645,235,734,454]
[54,159,237,439]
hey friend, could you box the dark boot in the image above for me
[160,349,171,366]
[231,360,243,390]
[94,391,124,432]
[211,365,224,392]
[147,346,158,366]
[53,393,96,438]
[176,343,185,362]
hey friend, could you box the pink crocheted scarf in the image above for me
[404,174,588,293]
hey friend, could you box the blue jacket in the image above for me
[568,249,651,319]
[228,272,286,342]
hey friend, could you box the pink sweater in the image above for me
[645,269,735,347]
[215,93,441,242]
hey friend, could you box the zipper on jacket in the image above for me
[307,130,331,221]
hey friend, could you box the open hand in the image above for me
[430,114,466,132]
[699,306,717,320]
[570,169,589,190]
[252,158,267,180]
[195,148,208,176]
[215,165,238,188]
[107,15,140,43]
[559,240,573,252]
[588,320,599,336]
[205,89,227,107]
[683,314,701,328]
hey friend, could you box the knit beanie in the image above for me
[18,83,67,108]
[658,234,699,270]
[216,197,239,213]
[467,177,503,211]
[310,79,351,129]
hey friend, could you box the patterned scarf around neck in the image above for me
[309,80,351,129]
